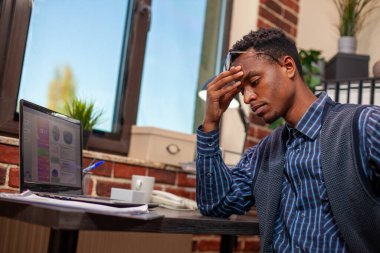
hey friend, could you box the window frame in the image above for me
[0,0,151,155]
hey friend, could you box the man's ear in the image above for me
[282,56,296,79]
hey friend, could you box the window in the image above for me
[17,0,131,133]
[138,0,232,134]
[0,0,151,154]
[0,0,231,154]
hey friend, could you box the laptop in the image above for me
[19,99,152,208]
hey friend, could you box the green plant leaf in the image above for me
[63,97,103,131]
[333,0,379,37]
[269,118,285,130]
[298,48,323,91]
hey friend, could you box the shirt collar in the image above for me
[289,92,331,140]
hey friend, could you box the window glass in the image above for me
[137,0,207,134]
[17,0,131,133]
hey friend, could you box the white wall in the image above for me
[357,5,380,74]
[220,0,259,164]
[297,0,380,75]
[228,0,259,48]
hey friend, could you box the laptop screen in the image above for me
[19,99,83,194]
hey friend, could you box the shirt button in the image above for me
[300,213,305,218]
[206,172,212,177]
[295,149,300,153]
[207,142,213,146]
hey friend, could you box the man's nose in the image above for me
[243,87,257,104]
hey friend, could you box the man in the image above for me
[196,28,380,253]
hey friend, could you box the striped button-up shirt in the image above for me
[196,92,380,252]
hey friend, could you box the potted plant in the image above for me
[333,0,378,53]
[64,97,103,149]
[299,49,324,92]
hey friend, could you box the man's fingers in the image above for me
[220,83,241,108]
[218,81,241,102]
[214,65,242,81]
[209,66,242,87]
[208,70,243,92]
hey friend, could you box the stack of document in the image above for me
[0,190,149,217]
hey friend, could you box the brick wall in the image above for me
[244,0,300,150]
[257,0,299,39]
[0,137,259,252]
[0,140,197,197]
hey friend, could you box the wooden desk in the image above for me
[0,198,259,253]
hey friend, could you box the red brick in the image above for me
[266,0,282,14]
[279,0,299,12]
[0,189,18,193]
[257,18,272,29]
[9,166,19,188]
[259,6,293,34]
[0,144,19,165]
[165,187,191,199]
[259,6,279,26]
[188,191,196,201]
[249,113,266,126]
[96,180,130,197]
[273,18,292,33]
[197,239,220,251]
[245,139,259,149]
[248,126,255,139]
[177,173,196,188]
[148,168,176,185]
[90,161,112,177]
[243,236,261,251]
[290,26,298,37]
[82,158,93,168]
[0,165,6,185]
[114,163,147,179]
[256,128,271,139]
[236,241,244,251]
[284,9,298,25]
[153,185,163,191]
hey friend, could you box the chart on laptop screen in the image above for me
[22,104,82,188]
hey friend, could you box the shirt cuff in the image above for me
[197,125,220,155]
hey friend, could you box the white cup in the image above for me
[131,175,155,203]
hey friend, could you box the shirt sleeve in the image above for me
[196,125,259,218]
[359,106,380,181]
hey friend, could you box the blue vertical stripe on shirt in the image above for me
[196,92,380,252]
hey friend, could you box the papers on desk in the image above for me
[0,190,150,218]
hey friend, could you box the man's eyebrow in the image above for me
[241,70,260,83]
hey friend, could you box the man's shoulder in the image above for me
[329,103,378,119]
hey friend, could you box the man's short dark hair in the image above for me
[231,28,303,78]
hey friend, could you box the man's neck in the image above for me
[284,84,317,127]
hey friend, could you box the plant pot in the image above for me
[338,36,357,54]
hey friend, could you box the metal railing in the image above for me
[314,77,380,105]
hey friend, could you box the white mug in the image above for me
[131,175,155,203]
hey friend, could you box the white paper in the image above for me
[0,190,149,216]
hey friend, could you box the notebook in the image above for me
[19,99,153,208]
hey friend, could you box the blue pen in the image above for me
[83,160,105,173]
